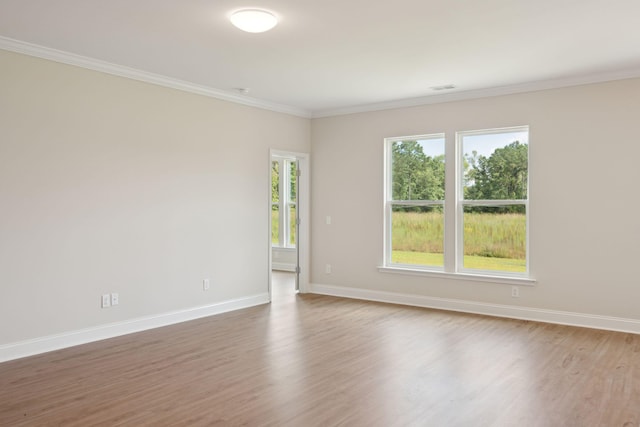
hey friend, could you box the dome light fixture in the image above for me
[230,9,278,33]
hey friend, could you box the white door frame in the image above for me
[268,149,310,298]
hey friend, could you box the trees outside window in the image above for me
[387,135,445,267]
[385,126,529,277]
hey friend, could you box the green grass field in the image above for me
[391,251,526,272]
[392,210,526,272]
[272,210,526,273]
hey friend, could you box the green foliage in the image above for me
[392,139,527,214]
[271,161,279,204]
[392,141,445,202]
[289,161,297,201]
[465,141,528,209]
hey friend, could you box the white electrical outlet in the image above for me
[325,264,332,274]
[511,286,519,298]
[101,294,111,308]
[203,279,210,291]
[111,293,119,306]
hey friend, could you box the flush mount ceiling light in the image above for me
[230,9,278,33]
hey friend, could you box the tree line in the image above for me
[392,140,527,212]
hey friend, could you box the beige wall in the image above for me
[0,50,310,345]
[3,46,640,350]
[310,78,640,319]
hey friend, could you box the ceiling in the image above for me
[1,0,639,117]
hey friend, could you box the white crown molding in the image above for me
[0,36,312,118]
[3,36,640,121]
[312,68,640,118]
[310,283,640,334]
[0,293,269,363]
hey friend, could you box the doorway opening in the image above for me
[269,150,309,300]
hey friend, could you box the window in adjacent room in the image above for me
[272,157,297,248]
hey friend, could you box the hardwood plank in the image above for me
[1,272,640,426]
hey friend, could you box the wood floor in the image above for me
[2,273,640,426]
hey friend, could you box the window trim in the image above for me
[383,126,533,283]
[377,265,536,285]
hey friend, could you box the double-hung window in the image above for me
[386,135,446,268]
[384,126,530,280]
[272,157,297,248]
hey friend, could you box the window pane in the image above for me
[271,204,279,245]
[271,161,279,202]
[391,205,443,267]
[289,204,296,247]
[462,130,528,200]
[391,138,445,201]
[462,205,526,273]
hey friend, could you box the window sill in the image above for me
[378,266,536,286]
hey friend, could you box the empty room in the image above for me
[1,1,640,425]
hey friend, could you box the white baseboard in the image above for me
[0,293,270,363]
[310,283,640,334]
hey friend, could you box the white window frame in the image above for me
[381,126,534,285]
[383,134,446,271]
